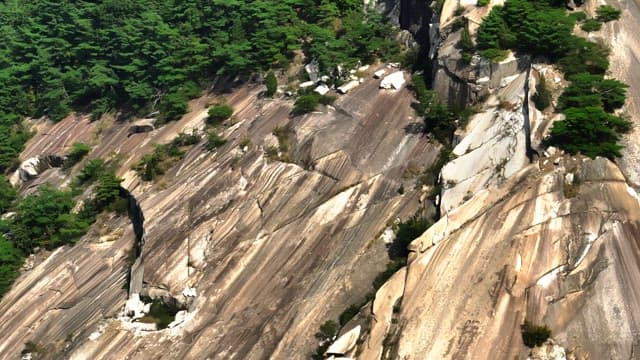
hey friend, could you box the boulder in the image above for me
[527,340,568,360]
[326,325,361,356]
[299,81,315,89]
[380,71,406,90]
[314,85,330,96]
[128,119,155,136]
[124,293,147,320]
[337,80,360,94]
[305,61,320,82]
[374,69,386,79]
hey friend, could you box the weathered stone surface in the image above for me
[597,0,640,188]
[359,156,640,359]
[326,325,360,356]
[359,267,406,360]
[0,78,437,359]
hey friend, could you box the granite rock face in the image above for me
[357,156,640,359]
[0,78,438,359]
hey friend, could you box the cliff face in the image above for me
[600,0,640,187]
[0,75,438,359]
[2,0,640,359]
[358,156,640,359]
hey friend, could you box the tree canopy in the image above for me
[0,0,398,173]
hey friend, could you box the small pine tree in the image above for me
[532,75,551,111]
[265,71,277,97]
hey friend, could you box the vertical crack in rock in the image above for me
[522,61,539,162]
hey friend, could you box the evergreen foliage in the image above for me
[205,132,227,151]
[581,19,602,32]
[521,321,552,347]
[292,95,320,116]
[547,107,630,159]
[0,235,22,297]
[0,0,399,175]
[0,175,17,213]
[9,186,88,253]
[596,5,622,22]
[207,105,234,125]
[65,142,91,168]
[476,0,627,158]
[532,76,552,111]
[265,71,278,97]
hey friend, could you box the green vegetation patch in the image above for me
[596,5,622,22]
[521,321,552,347]
[65,142,91,169]
[532,76,551,111]
[207,104,234,125]
[138,298,186,330]
[581,18,602,32]
[134,132,201,181]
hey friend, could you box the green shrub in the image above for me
[265,71,277,97]
[159,92,189,122]
[0,235,23,297]
[0,175,17,213]
[581,19,602,32]
[205,132,227,151]
[339,304,360,326]
[292,95,319,116]
[521,321,551,347]
[477,0,490,7]
[558,73,628,112]
[77,158,107,185]
[596,5,621,22]
[170,131,201,147]
[11,186,88,252]
[547,106,631,159]
[459,25,474,58]
[65,142,91,168]
[388,216,432,259]
[207,104,234,125]
[315,320,339,341]
[373,260,404,290]
[135,144,183,181]
[532,76,551,111]
[479,48,509,62]
[95,172,125,213]
[557,38,609,76]
[318,94,337,105]
[569,11,587,22]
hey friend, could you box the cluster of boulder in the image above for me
[297,62,407,97]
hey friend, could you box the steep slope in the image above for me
[357,154,640,359]
[0,76,438,359]
[599,0,640,187]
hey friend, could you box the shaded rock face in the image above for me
[0,78,439,359]
[367,0,433,47]
[356,156,640,359]
[9,154,66,186]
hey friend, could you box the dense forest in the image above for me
[0,0,397,173]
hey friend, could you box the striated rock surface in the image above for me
[357,156,640,359]
[0,78,438,359]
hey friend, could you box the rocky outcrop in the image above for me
[0,78,438,359]
[438,63,550,212]
[366,0,433,46]
[9,154,66,186]
[357,155,640,359]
